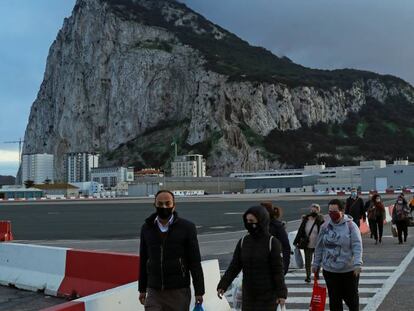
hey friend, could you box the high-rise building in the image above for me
[171,154,206,177]
[21,153,54,184]
[65,152,99,183]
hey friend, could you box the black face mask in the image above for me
[156,207,174,220]
[310,212,318,217]
[245,222,261,236]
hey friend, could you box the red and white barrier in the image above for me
[0,221,14,241]
[0,243,139,298]
[44,260,231,311]
[0,243,230,311]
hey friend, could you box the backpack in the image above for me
[240,235,274,252]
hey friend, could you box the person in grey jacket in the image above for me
[312,199,363,311]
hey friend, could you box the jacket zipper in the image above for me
[160,245,164,290]
[179,257,186,278]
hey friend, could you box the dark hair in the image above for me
[328,199,344,211]
[372,193,381,202]
[155,190,175,202]
[260,202,275,218]
[273,206,283,219]
[260,201,283,219]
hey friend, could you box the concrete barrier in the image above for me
[57,249,139,298]
[0,243,67,295]
[43,260,230,311]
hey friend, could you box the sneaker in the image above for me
[305,278,311,283]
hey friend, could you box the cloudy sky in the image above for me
[1,0,414,176]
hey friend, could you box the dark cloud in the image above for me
[181,0,414,85]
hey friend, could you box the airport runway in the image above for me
[0,194,410,310]
[0,195,340,240]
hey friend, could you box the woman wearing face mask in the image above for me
[392,194,410,244]
[217,206,287,311]
[367,194,386,244]
[312,199,363,311]
[293,204,325,282]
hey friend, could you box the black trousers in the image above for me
[368,219,376,237]
[304,248,315,279]
[371,217,384,241]
[323,270,359,311]
[396,220,408,243]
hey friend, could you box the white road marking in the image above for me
[288,272,392,277]
[209,226,233,230]
[287,297,370,304]
[363,246,414,311]
[224,212,244,215]
[288,287,379,293]
[285,279,386,285]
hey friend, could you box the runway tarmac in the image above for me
[0,194,410,310]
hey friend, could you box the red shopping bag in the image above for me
[309,274,326,311]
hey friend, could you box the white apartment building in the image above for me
[65,152,99,183]
[91,166,134,189]
[21,153,54,184]
[171,154,206,177]
[70,181,104,196]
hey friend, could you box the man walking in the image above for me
[139,190,205,310]
[345,188,365,228]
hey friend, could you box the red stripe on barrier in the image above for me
[41,301,85,311]
[57,250,139,298]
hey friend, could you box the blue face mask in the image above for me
[351,192,357,198]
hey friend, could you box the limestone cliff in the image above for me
[23,0,414,177]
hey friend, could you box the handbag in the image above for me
[294,247,304,269]
[309,274,327,311]
[391,224,398,238]
[277,304,287,311]
[192,304,204,311]
[297,220,317,249]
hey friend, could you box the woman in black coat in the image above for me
[217,206,287,311]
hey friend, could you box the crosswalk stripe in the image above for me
[287,287,379,293]
[287,272,392,277]
[286,279,385,285]
[286,297,371,304]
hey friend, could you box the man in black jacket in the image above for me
[345,188,365,228]
[139,190,205,310]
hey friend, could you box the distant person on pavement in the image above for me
[313,199,363,311]
[217,205,287,311]
[392,194,410,244]
[139,190,205,310]
[345,188,365,228]
[364,193,374,238]
[367,194,386,244]
[293,203,324,282]
[261,202,291,275]
[409,196,414,216]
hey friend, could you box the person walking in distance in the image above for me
[312,199,363,311]
[367,194,386,244]
[293,204,324,282]
[138,190,204,310]
[217,206,287,311]
[261,202,291,275]
[392,194,410,244]
[345,188,365,228]
[364,193,374,238]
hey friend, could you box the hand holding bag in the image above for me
[309,273,326,311]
